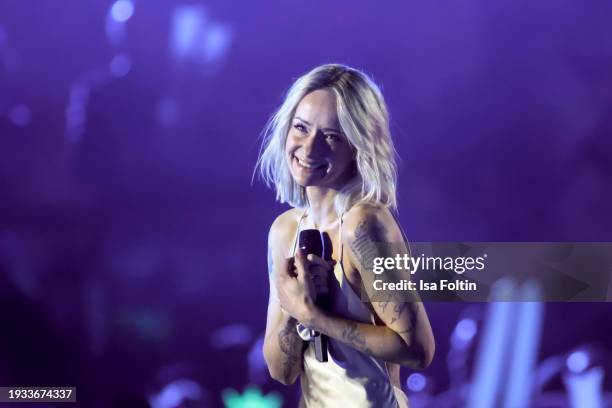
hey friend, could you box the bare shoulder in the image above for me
[268,208,304,248]
[341,203,404,244]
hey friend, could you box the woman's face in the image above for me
[285,89,355,189]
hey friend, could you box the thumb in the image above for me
[295,249,308,282]
[278,257,293,279]
[296,248,306,262]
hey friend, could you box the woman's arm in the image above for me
[305,302,433,369]
[286,206,435,369]
[262,215,305,385]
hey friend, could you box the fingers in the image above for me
[297,250,336,272]
[310,273,327,286]
[306,253,336,271]
[294,250,337,292]
[278,257,298,278]
[289,252,336,275]
[294,250,308,283]
[307,263,330,295]
[309,267,329,293]
[312,276,329,295]
[313,284,329,295]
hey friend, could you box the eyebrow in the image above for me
[293,116,341,133]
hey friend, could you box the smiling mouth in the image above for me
[294,156,327,171]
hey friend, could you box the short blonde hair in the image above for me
[256,64,398,213]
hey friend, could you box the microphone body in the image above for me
[298,229,329,363]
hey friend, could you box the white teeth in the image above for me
[296,157,323,169]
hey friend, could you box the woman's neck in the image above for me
[305,186,342,229]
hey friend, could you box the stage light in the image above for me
[222,386,282,408]
[562,346,607,408]
[566,350,589,373]
[202,23,231,63]
[455,318,477,341]
[171,6,205,60]
[110,54,131,78]
[503,282,544,408]
[564,366,605,408]
[110,0,134,23]
[149,379,204,408]
[451,317,477,350]
[406,373,427,392]
[170,5,232,65]
[467,279,517,408]
[211,323,252,348]
[247,336,268,383]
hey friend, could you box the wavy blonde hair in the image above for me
[255,64,398,213]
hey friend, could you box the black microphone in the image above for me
[298,229,330,363]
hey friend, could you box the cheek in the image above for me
[285,137,300,169]
[285,133,299,153]
[335,147,355,170]
[284,138,294,158]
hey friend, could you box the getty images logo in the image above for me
[372,253,488,275]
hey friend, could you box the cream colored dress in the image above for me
[292,210,410,408]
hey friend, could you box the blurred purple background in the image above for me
[1,1,611,407]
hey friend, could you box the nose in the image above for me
[301,130,327,157]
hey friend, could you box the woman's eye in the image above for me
[325,133,340,141]
[293,124,307,133]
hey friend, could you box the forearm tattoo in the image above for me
[278,318,303,379]
[390,303,409,326]
[379,292,393,314]
[391,302,419,338]
[269,237,303,377]
[341,321,372,354]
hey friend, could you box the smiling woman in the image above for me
[286,89,355,191]
[256,64,435,408]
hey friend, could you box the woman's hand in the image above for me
[275,250,335,324]
[306,253,335,296]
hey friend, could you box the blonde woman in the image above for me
[257,64,435,407]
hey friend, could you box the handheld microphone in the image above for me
[298,229,330,363]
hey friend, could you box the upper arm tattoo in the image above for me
[349,218,387,274]
[349,215,418,335]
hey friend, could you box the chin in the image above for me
[293,178,320,188]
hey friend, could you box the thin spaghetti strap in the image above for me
[291,208,309,256]
[337,211,345,262]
